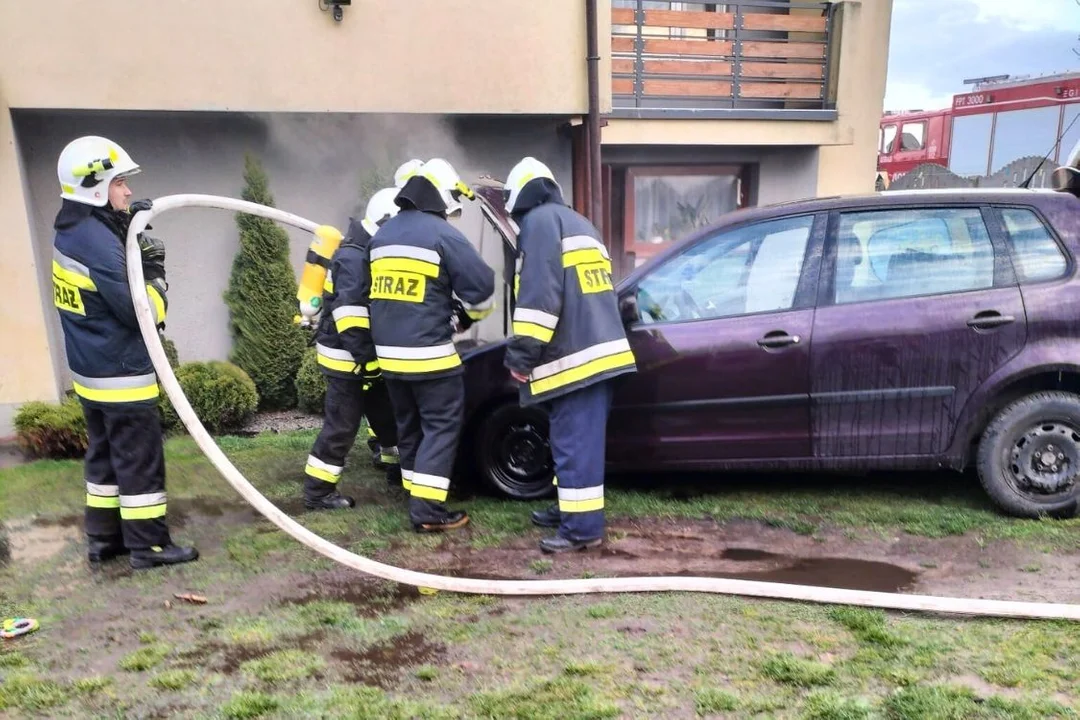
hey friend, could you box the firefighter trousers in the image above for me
[546,379,615,542]
[305,374,399,499]
[385,375,464,524]
[83,402,171,550]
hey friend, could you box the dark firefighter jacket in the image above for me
[314,218,380,380]
[52,200,167,407]
[365,180,496,381]
[504,179,637,406]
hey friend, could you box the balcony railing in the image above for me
[611,0,839,118]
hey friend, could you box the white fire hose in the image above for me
[126,194,1080,621]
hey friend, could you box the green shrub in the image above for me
[295,347,327,414]
[160,361,258,434]
[160,334,180,369]
[13,396,88,459]
[224,155,306,410]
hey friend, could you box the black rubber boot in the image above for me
[385,465,403,488]
[304,491,355,511]
[539,536,602,554]
[130,544,199,570]
[530,504,561,528]
[87,537,129,563]
[413,510,470,534]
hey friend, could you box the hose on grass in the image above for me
[125,194,1080,622]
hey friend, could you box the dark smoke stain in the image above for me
[331,632,444,688]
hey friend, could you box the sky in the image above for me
[884,0,1080,112]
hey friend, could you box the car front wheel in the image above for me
[977,391,1080,518]
[474,401,556,500]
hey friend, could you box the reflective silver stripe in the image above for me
[370,245,441,265]
[332,305,369,321]
[71,372,157,390]
[401,468,415,480]
[558,486,604,501]
[375,343,457,360]
[463,294,495,311]
[531,339,632,381]
[562,235,609,257]
[315,343,355,361]
[120,492,168,508]
[411,472,451,490]
[513,308,559,329]
[86,482,119,497]
[54,249,92,276]
[306,455,343,475]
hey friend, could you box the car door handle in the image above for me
[757,331,801,349]
[967,311,1016,330]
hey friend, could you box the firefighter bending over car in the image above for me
[51,136,198,570]
[303,184,408,509]
[502,157,638,553]
[364,159,497,532]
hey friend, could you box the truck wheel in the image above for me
[474,402,555,500]
[976,391,1080,518]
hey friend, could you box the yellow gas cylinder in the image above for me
[296,224,343,326]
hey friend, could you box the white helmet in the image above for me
[57,135,140,207]
[394,159,424,189]
[504,157,561,214]
[419,158,475,216]
[361,187,401,236]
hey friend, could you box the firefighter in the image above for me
[366,158,496,532]
[52,135,198,569]
[501,157,637,553]
[304,187,404,508]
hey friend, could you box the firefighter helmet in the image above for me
[361,187,401,236]
[419,158,475,217]
[503,157,562,215]
[394,159,424,189]
[57,136,140,207]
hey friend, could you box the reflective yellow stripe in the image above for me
[410,484,449,502]
[324,278,334,293]
[512,321,554,343]
[86,494,120,509]
[378,354,462,374]
[562,248,611,270]
[305,464,341,484]
[51,261,97,290]
[370,257,440,278]
[530,351,636,396]
[120,504,167,520]
[146,285,166,325]
[559,497,604,513]
[401,468,414,492]
[336,316,370,332]
[73,380,159,403]
[316,354,358,373]
[466,306,494,321]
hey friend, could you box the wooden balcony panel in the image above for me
[740,61,824,80]
[611,36,733,57]
[611,7,734,31]
[740,40,826,60]
[739,81,823,100]
[740,12,827,33]
[613,58,733,76]
[643,78,732,98]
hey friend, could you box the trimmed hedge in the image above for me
[13,396,88,459]
[224,155,307,410]
[160,361,259,434]
[295,347,327,414]
[161,334,180,369]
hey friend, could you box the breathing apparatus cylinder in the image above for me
[295,224,344,326]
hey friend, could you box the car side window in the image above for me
[998,207,1068,283]
[833,208,995,305]
[635,215,814,324]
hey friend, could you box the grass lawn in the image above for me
[1,429,1078,718]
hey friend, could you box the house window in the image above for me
[624,165,746,266]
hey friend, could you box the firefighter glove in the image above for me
[451,298,474,332]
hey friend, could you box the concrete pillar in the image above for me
[0,101,61,437]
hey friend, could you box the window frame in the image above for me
[987,203,1074,286]
[898,121,927,152]
[882,124,899,155]
[624,211,826,330]
[817,204,1016,309]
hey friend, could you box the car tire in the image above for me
[976,391,1080,518]
[474,401,556,500]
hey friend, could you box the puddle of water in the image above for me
[722,547,779,562]
[283,578,420,618]
[726,557,917,593]
[5,522,80,564]
[169,498,261,530]
[331,631,443,688]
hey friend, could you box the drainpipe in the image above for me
[585,0,603,237]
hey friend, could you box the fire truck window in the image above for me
[990,106,1061,176]
[949,114,994,177]
[882,125,898,154]
[899,122,925,151]
[999,208,1068,283]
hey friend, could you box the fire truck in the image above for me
[877,71,1080,189]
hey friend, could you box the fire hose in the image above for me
[126,194,1080,622]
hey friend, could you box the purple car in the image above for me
[460,181,1080,519]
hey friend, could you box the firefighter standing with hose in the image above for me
[366,159,497,532]
[303,186,406,508]
[501,157,637,554]
[51,135,198,569]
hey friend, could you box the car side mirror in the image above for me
[619,293,640,326]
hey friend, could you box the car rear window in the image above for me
[998,208,1068,284]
